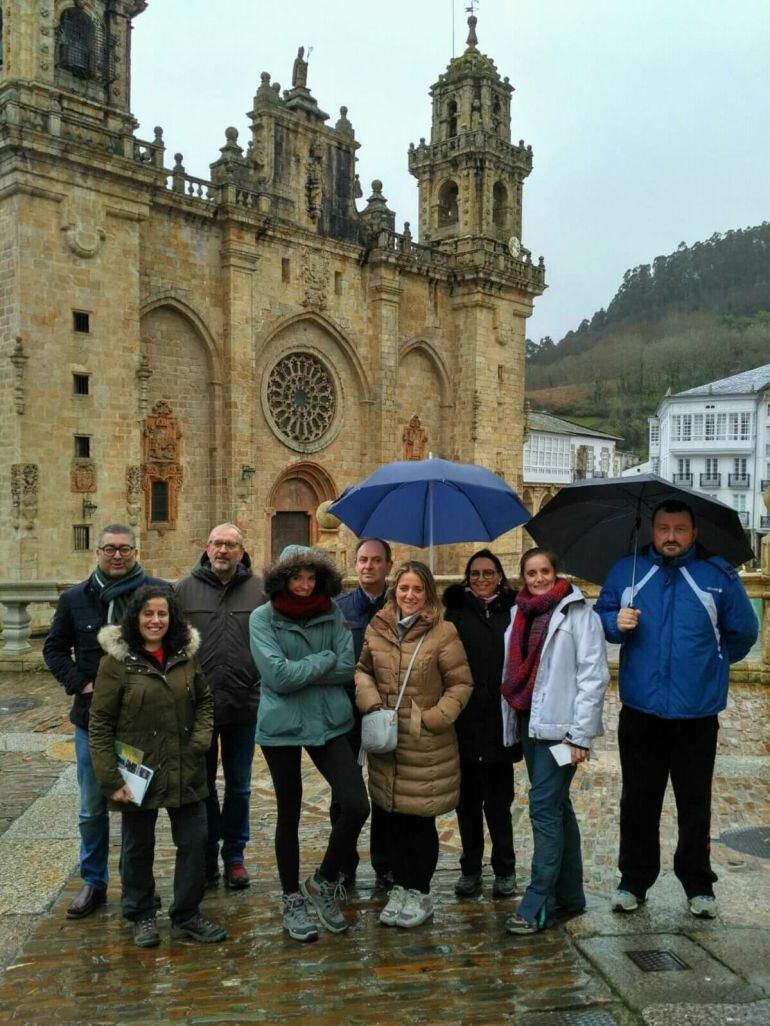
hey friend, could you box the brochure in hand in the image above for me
[115,740,154,806]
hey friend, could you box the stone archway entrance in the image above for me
[267,462,338,562]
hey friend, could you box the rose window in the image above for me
[267,353,336,444]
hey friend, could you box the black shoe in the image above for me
[205,860,220,890]
[338,870,357,890]
[66,884,106,920]
[454,872,483,897]
[374,871,394,892]
[171,913,227,943]
[133,916,160,948]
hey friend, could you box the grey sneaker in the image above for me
[133,915,160,948]
[689,894,717,918]
[396,888,434,928]
[611,888,643,912]
[301,872,349,934]
[171,913,227,943]
[492,874,517,898]
[454,872,482,897]
[505,912,540,935]
[379,884,408,926]
[282,892,319,942]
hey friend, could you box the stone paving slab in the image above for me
[0,731,61,753]
[2,792,80,840]
[692,928,770,994]
[641,1000,770,1026]
[0,839,78,914]
[576,933,763,1012]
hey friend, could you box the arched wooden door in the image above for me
[267,462,338,562]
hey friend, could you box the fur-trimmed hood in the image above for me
[97,624,201,662]
[263,545,343,599]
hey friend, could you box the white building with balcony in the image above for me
[522,411,622,513]
[649,363,770,554]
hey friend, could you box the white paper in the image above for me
[549,743,574,767]
[118,764,153,806]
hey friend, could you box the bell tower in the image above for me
[0,1,146,134]
[408,13,533,252]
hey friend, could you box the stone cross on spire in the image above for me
[465,5,479,49]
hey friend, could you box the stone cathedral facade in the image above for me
[0,3,545,581]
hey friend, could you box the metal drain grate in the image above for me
[719,826,770,859]
[0,696,40,716]
[519,1011,619,1026]
[626,948,690,972]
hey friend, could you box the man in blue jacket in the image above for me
[43,525,168,920]
[334,537,393,888]
[595,500,757,918]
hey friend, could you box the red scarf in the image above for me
[272,591,331,619]
[501,578,571,711]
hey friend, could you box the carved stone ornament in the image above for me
[61,223,107,259]
[141,400,183,529]
[10,337,28,414]
[11,463,39,529]
[126,465,141,528]
[402,414,428,461]
[71,459,96,493]
[301,249,329,310]
[266,352,336,448]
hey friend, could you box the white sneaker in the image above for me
[611,888,641,912]
[689,895,717,918]
[395,888,434,928]
[379,884,407,926]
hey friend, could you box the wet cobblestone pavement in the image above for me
[0,667,767,1025]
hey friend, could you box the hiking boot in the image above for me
[611,888,643,912]
[224,861,250,890]
[301,872,349,934]
[396,889,434,928]
[282,892,319,942]
[454,872,482,897]
[378,884,408,926]
[689,894,717,918]
[505,912,541,935]
[133,916,160,948]
[492,874,517,898]
[171,913,227,943]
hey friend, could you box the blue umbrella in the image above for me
[328,457,530,570]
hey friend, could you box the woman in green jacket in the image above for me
[89,585,226,949]
[249,546,369,943]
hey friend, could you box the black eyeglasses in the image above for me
[469,569,499,580]
[99,545,135,556]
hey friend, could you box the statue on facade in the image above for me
[402,414,428,461]
[292,47,308,89]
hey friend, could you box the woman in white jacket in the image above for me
[501,548,609,934]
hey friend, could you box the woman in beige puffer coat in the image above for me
[356,560,472,929]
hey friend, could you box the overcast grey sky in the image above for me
[131,1,770,345]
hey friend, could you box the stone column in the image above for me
[368,271,404,467]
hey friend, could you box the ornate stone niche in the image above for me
[141,401,183,531]
[264,351,340,453]
[11,463,38,530]
[71,459,96,493]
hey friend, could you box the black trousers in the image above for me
[382,809,439,894]
[120,799,207,924]
[262,734,370,895]
[618,705,719,899]
[456,759,516,877]
[330,707,391,878]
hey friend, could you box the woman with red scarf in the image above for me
[249,546,369,943]
[501,548,609,934]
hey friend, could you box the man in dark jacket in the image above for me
[335,537,393,887]
[43,524,168,919]
[175,523,265,890]
[596,500,758,919]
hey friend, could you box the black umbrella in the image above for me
[527,474,754,593]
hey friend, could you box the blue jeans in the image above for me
[517,713,585,928]
[74,726,109,890]
[205,722,256,866]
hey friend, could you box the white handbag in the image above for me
[359,635,426,760]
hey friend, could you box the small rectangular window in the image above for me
[73,374,90,396]
[73,525,90,551]
[281,258,291,283]
[74,435,91,458]
[334,271,342,295]
[73,311,90,333]
[151,480,169,523]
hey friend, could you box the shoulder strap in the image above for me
[394,634,426,713]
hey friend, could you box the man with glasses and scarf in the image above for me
[44,525,168,920]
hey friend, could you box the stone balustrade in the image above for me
[0,582,71,655]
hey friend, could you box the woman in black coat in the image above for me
[443,548,519,898]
